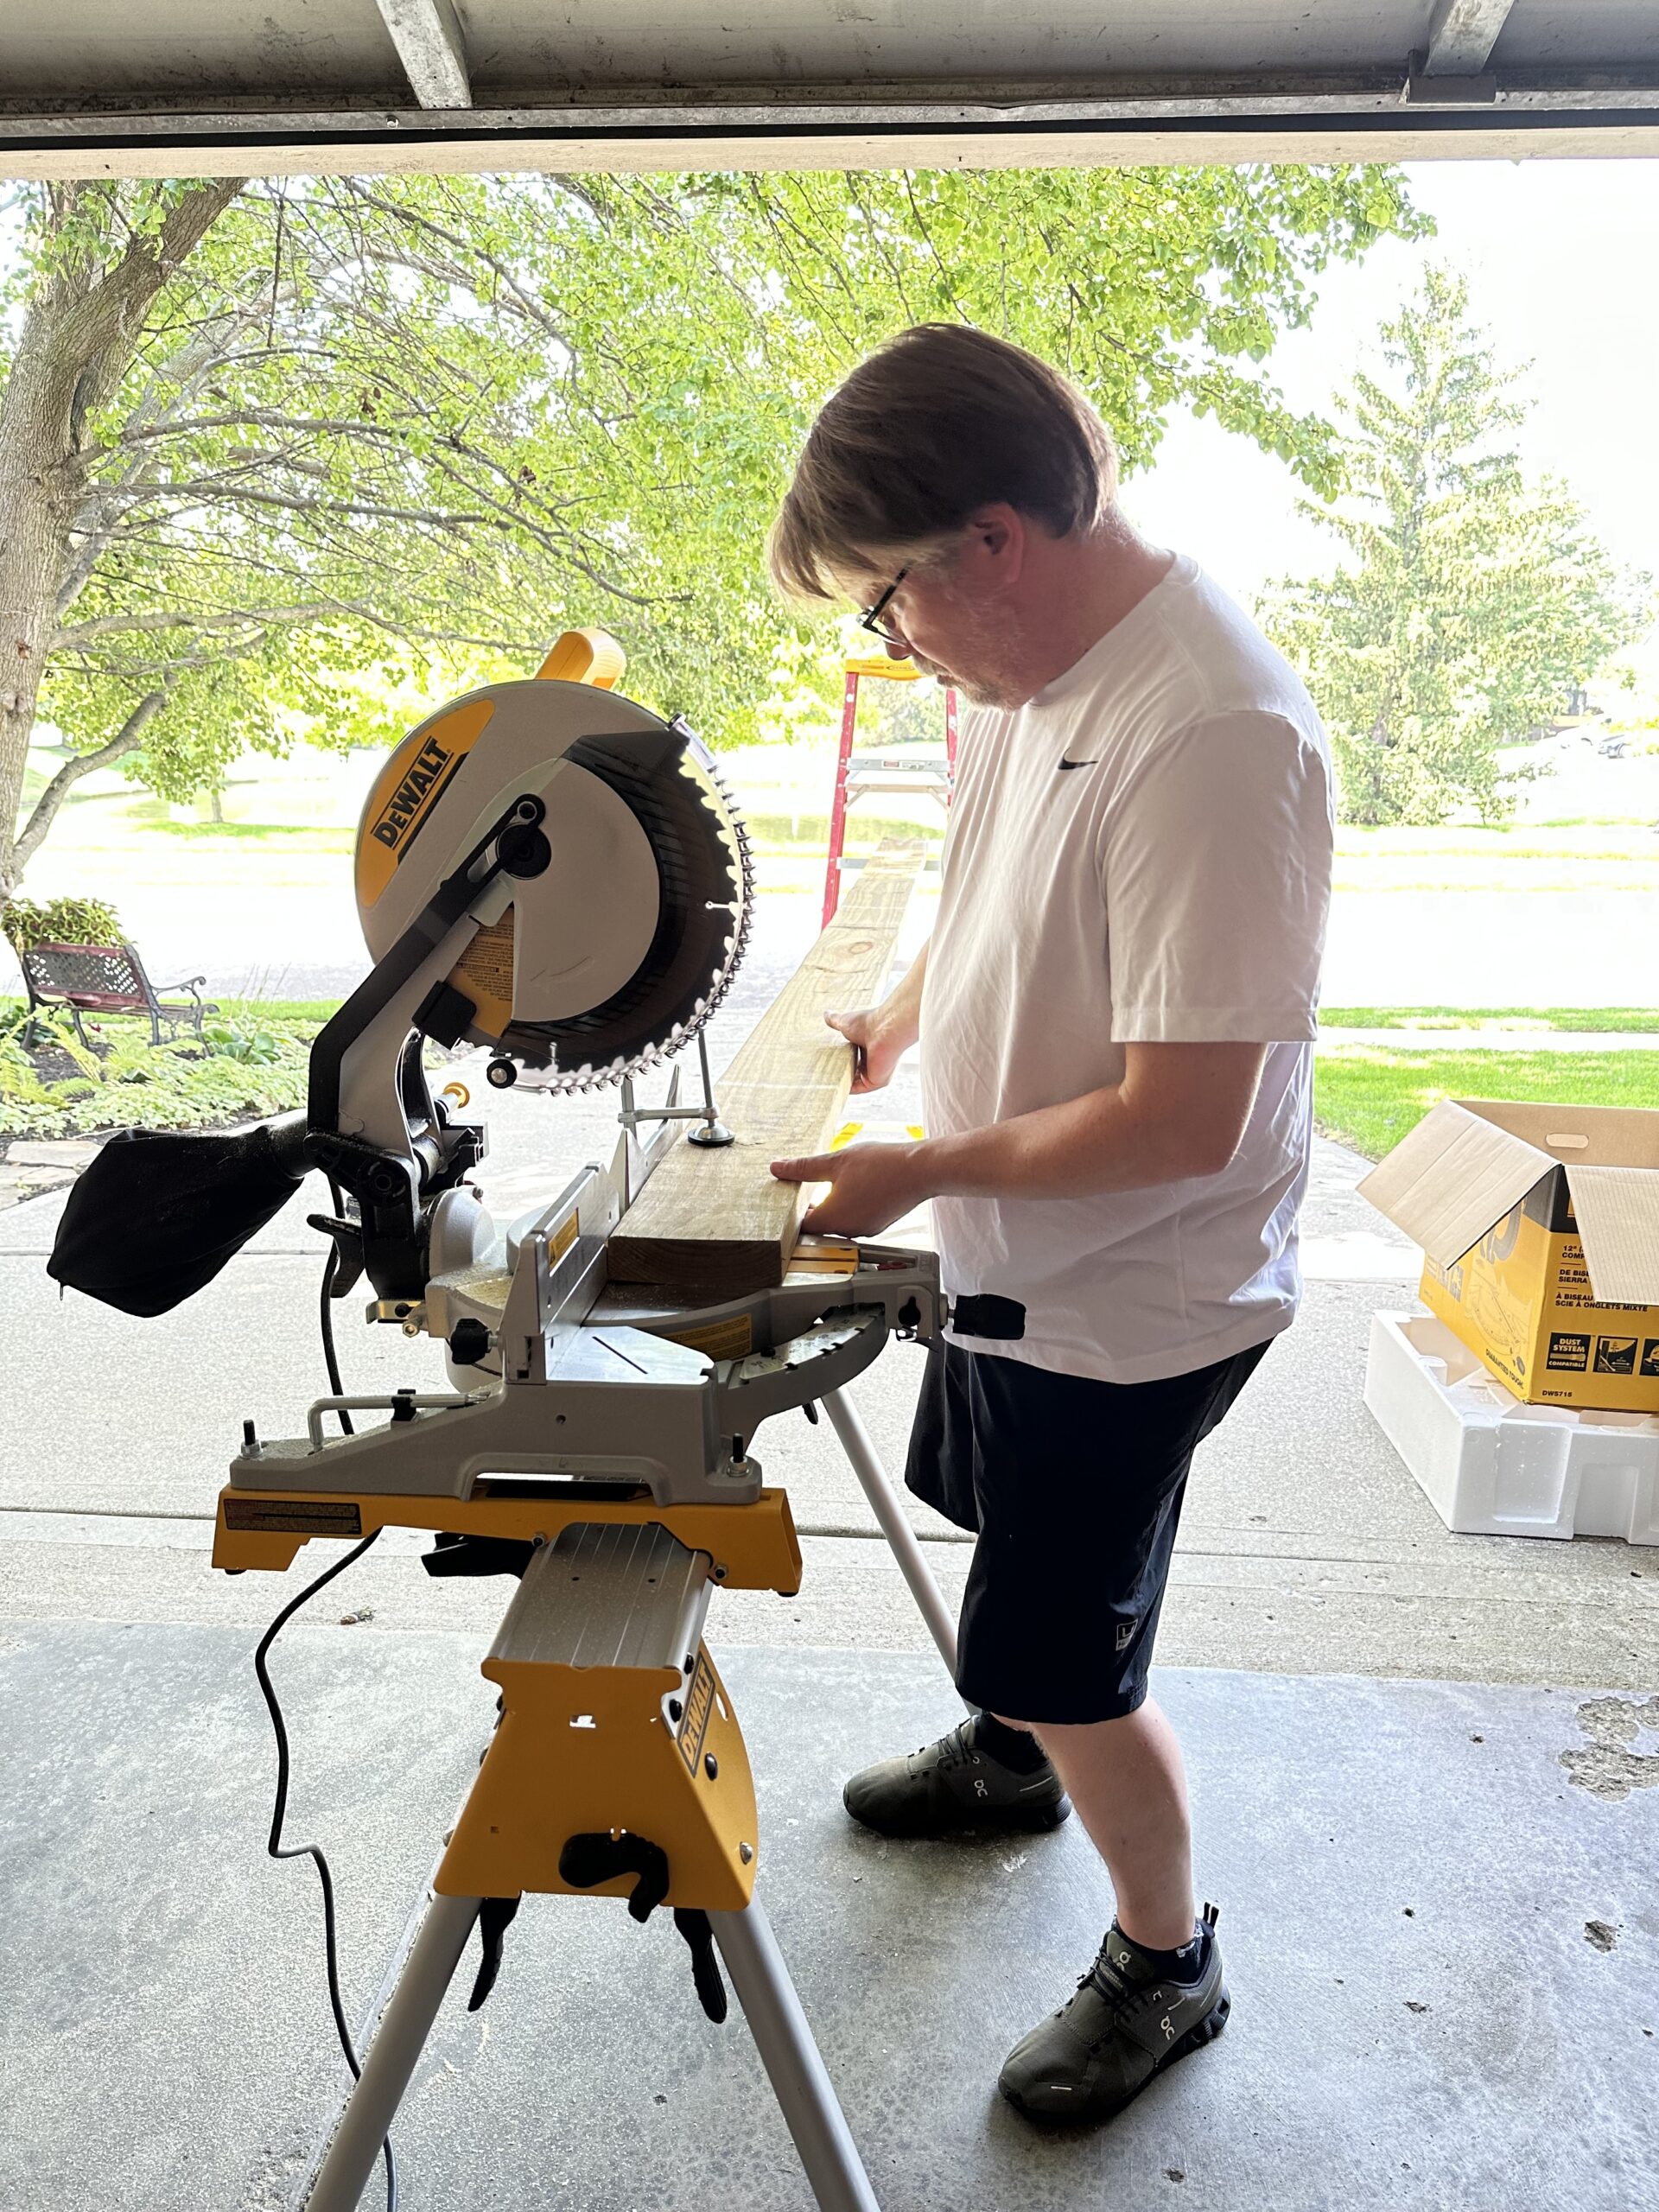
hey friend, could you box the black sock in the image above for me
[971,1712,1050,1774]
[1118,1919,1211,1984]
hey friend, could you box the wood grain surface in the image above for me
[607,845,923,1292]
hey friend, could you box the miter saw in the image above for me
[49,631,1020,2212]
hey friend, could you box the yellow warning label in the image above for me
[451,910,515,1039]
[549,1211,578,1263]
[831,1120,925,1148]
[666,1313,754,1360]
[788,1236,859,1276]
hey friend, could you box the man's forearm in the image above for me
[775,1037,1266,1241]
[916,1042,1268,1203]
[874,938,928,1053]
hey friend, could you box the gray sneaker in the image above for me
[999,1907,1229,2125]
[842,1717,1071,1838]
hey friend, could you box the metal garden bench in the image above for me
[18,940,217,1049]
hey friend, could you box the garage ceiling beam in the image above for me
[1421,0,1517,76]
[5,74,1659,179]
[372,0,472,110]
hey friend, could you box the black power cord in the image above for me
[251,1193,397,2210]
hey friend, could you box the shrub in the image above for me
[203,1014,284,1066]
[3,895,124,952]
[0,1007,317,1138]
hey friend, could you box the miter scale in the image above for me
[48,630,1020,2212]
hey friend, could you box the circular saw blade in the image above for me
[486,720,753,1092]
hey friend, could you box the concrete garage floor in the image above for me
[2,1631,1656,2212]
[3,1022,1659,2207]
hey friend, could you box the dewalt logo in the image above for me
[371,736,455,852]
[356,697,494,912]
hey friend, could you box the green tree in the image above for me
[1266,267,1649,825]
[1,164,1421,906]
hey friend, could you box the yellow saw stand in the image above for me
[219,1328,972,2212]
[264,1495,893,2212]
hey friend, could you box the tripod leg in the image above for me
[710,1899,880,2212]
[820,1387,958,1677]
[301,1891,482,2212]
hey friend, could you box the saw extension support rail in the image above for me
[618,1026,734,1148]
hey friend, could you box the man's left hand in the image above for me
[769,1141,929,1237]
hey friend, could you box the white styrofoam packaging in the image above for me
[1364,1310,1659,1544]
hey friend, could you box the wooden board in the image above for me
[607,845,923,1293]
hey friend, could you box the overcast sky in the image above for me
[1126,157,1659,639]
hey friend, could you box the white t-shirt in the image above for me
[921,553,1333,1384]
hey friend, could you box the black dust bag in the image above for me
[47,1115,308,1318]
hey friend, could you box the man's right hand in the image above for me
[826,1005,908,1093]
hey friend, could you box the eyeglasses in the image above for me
[857,568,909,643]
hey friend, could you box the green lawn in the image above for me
[1322,1004,1659,1033]
[0,995,343,1026]
[225,997,343,1023]
[1315,1045,1659,1160]
[13,961,1659,1164]
[274,998,1659,1045]
[272,999,1659,1037]
[149,820,356,849]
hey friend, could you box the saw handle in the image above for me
[950,1294,1026,1340]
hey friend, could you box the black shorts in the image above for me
[905,1338,1271,1726]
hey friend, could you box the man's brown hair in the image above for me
[770,323,1118,602]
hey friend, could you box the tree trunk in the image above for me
[0,334,72,910]
[0,179,245,913]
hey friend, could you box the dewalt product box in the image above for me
[1359,1099,1659,1414]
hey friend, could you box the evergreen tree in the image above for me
[1267,268,1649,825]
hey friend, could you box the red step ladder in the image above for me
[822,654,959,926]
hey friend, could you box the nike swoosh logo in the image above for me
[1056,759,1097,772]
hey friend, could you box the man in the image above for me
[766,323,1332,2126]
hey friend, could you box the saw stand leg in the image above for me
[819,1386,959,1678]
[710,1903,878,2211]
[302,1891,480,2212]
[297,1891,877,2212]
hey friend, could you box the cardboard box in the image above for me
[1358,1099,1659,1414]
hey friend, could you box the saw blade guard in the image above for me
[354,675,752,1091]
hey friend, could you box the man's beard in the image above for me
[910,650,1024,710]
[956,673,1030,709]
[910,595,1035,710]
[931,663,1029,709]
